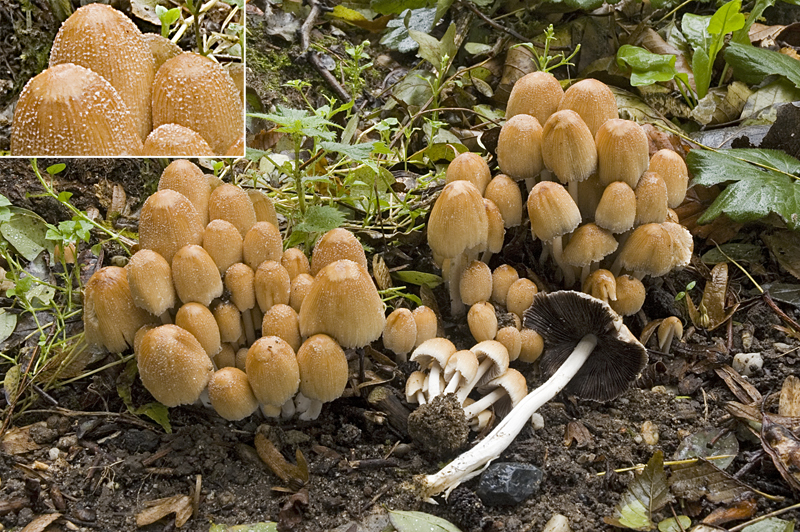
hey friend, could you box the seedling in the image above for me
[513,25,581,74]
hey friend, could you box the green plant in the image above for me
[342,40,373,96]
[674,281,697,302]
[513,24,581,74]
[155,5,181,39]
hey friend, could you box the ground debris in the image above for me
[135,494,193,528]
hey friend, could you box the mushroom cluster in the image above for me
[11,4,243,156]
[83,160,385,422]
[434,73,694,317]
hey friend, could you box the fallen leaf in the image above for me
[564,420,593,448]
[657,516,692,532]
[135,494,193,527]
[701,499,757,527]
[254,432,308,490]
[674,428,738,470]
[740,517,795,531]
[604,450,672,531]
[1,425,40,455]
[277,489,308,531]
[20,513,61,532]
[715,365,763,404]
[761,413,800,491]
[389,510,463,532]
[763,230,800,281]
[669,458,755,504]
[686,263,738,331]
[779,375,800,417]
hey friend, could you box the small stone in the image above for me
[57,435,78,450]
[542,514,571,532]
[530,413,545,430]
[48,448,60,460]
[475,462,543,506]
[732,352,763,376]
[447,486,486,529]
[641,420,659,445]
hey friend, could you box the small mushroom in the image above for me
[309,228,368,276]
[243,222,283,271]
[410,338,456,399]
[245,336,300,409]
[383,308,417,363]
[445,152,492,195]
[261,304,302,353]
[412,306,438,347]
[125,249,176,323]
[505,71,564,127]
[158,159,211,226]
[139,189,204,264]
[208,367,259,421]
[171,245,223,306]
[658,316,683,353]
[175,302,221,359]
[143,124,215,157]
[296,334,349,420]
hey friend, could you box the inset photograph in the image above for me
[2,0,244,157]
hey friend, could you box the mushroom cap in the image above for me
[427,181,488,259]
[296,334,349,403]
[143,124,215,157]
[243,221,283,271]
[412,306,438,347]
[470,340,510,385]
[562,223,618,268]
[484,174,523,228]
[443,349,479,384]
[582,269,617,303]
[158,159,211,226]
[476,367,528,411]
[12,63,143,156]
[209,184,257,239]
[49,3,155,140]
[634,172,669,225]
[541,110,598,186]
[212,300,243,344]
[518,328,544,363]
[483,199,505,255]
[175,302,221,358]
[595,181,636,234]
[208,367,259,421]
[610,275,646,316]
[383,308,417,357]
[410,337,457,370]
[289,273,314,314]
[225,134,246,157]
[298,259,386,348]
[596,119,650,188]
[310,228,367,276]
[445,152,492,195]
[247,189,279,228]
[506,278,538,319]
[527,181,582,242]
[495,326,522,361]
[141,32,182,71]
[506,71,564,126]
[491,264,520,308]
[254,260,291,312]
[662,221,693,269]
[618,223,686,277]
[171,244,223,306]
[225,263,256,312]
[139,189,204,264]
[152,52,243,154]
[523,290,647,401]
[459,261,492,307]
[261,303,301,353]
[468,301,498,343]
[406,370,427,402]
[203,219,243,274]
[281,248,311,280]
[125,249,175,317]
[557,79,619,137]
[245,336,300,407]
[648,149,689,209]
[496,114,544,180]
[84,266,157,352]
[658,316,684,350]
[137,324,214,407]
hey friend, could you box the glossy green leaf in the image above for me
[409,22,457,72]
[389,510,463,532]
[392,270,443,288]
[681,13,711,51]
[1,209,50,261]
[380,8,436,53]
[701,243,762,264]
[693,47,712,99]
[0,308,17,345]
[616,45,680,86]
[725,42,800,88]
[707,0,744,59]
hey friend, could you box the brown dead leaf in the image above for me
[669,458,756,504]
[761,413,800,492]
[2,425,40,455]
[674,186,743,243]
[750,23,784,44]
[779,375,800,417]
[763,230,800,281]
[372,254,392,291]
[21,513,61,532]
[564,420,593,448]
[493,45,536,106]
[715,365,762,404]
[686,263,738,331]
[135,494,192,528]
[701,499,757,526]
[254,432,308,491]
[278,488,309,532]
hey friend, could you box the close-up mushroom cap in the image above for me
[557,78,619,137]
[410,337,457,371]
[648,149,689,209]
[138,189,204,264]
[243,221,283,271]
[175,302,221,358]
[125,249,175,318]
[11,63,144,156]
[496,114,544,180]
[49,2,155,141]
[383,308,417,358]
[143,124,215,157]
[505,71,564,126]
[523,291,647,401]
[137,324,214,407]
[595,181,636,234]
[158,159,211,225]
[541,110,598,186]
[310,228,368,276]
[428,181,488,260]
[484,174,523,228]
[209,184,258,239]
[208,367,259,421]
[296,334,349,403]
[562,223,618,268]
[527,181,582,242]
[245,336,300,407]
[596,118,650,188]
[470,340,511,386]
[152,52,243,154]
[445,152,492,195]
[171,244,224,306]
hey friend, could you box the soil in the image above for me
[1,158,799,532]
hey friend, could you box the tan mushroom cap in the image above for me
[562,223,618,268]
[203,219,243,274]
[484,174,523,228]
[84,266,158,353]
[557,78,619,137]
[406,370,427,403]
[125,249,175,318]
[243,221,283,271]
[310,228,367,276]
[483,199,505,255]
[383,308,417,358]
[595,181,636,234]
[663,221,693,269]
[427,180,488,259]
[517,328,544,363]
[470,340,510,385]
[506,278,538,319]
[225,263,256,312]
[261,304,302,352]
[11,64,143,156]
[143,124,215,157]
[175,302,221,358]
[225,134,245,157]
[254,260,291,312]
[412,306,438,347]
[658,316,684,352]
[289,273,314,313]
[158,159,211,226]
[296,334,349,403]
[496,114,544,180]
[634,172,669,225]
[49,3,155,140]
[474,367,528,416]
[443,349,479,386]
[445,152,492,196]
[459,261,492,307]
[282,248,311,280]
[506,71,564,127]
[214,343,236,369]
[468,301,498,343]
[583,269,617,303]
[171,244,223,306]
[137,324,214,407]
[209,184,257,239]
[245,336,300,407]
[610,274,646,316]
[541,109,598,186]
[139,189,204,264]
[152,52,243,154]
[527,181,582,242]
[141,32,182,71]
[596,118,650,188]
[213,300,243,344]
[648,149,689,209]
[299,259,386,348]
[247,189,280,228]
[616,222,691,278]
[491,264,519,307]
[208,367,259,421]
[495,326,522,361]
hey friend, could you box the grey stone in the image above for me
[476,462,543,506]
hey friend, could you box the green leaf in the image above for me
[1,209,50,261]
[692,47,712,99]
[251,105,337,141]
[134,403,172,433]
[371,0,430,15]
[616,45,680,86]
[392,70,435,109]
[740,517,795,532]
[725,42,800,88]
[3,365,21,404]
[0,195,11,208]
[409,22,457,72]
[0,308,17,345]
[701,243,762,264]
[604,450,672,531]
[320,141,376,162]
[294,205,346,234]
[658,516,692,532]
[380,8,436,53]
[681,13,711,52]
[389,510,463,532]
[46,163,66,175]
[392,270,443,288]
[209,523,278,532]
[707,0,744,62]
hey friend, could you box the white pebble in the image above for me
[48,448,60,460]
[530,413,545,430]
[542,514,571,532]
[732,352,763,376]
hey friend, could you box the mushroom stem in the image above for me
[242,308,256,345]
[580,265,591,287]
[159,311,173,324]
[455,356,493,404]
[299,399,323,421]
[427,363,443,398]
[443,372,462,396]
[448,254,467,317]
[417,333,598,500]
[551,237,575,287]
[462,387,505,419]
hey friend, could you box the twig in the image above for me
[763,292,800,333]
[458,0,571,50]
[300,0,351,102]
